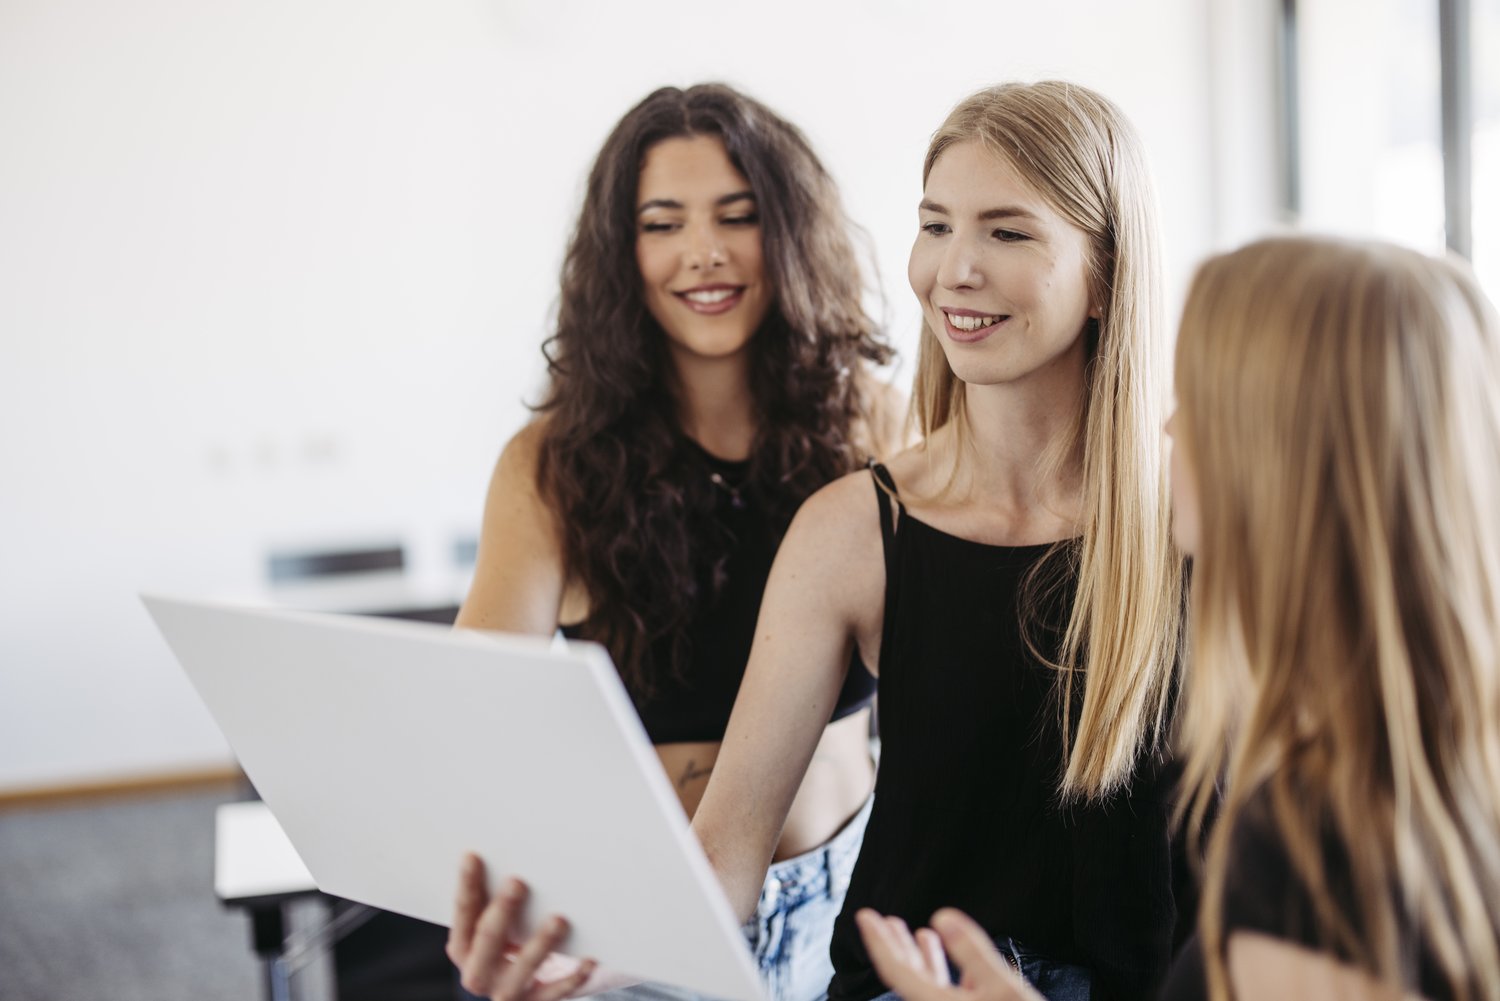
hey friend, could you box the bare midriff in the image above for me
[655,708,875,860]
[560,589,875,862]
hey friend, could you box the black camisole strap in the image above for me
[868,461,902,580]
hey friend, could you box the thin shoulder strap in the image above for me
[868,461,903,576]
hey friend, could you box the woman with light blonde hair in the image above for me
[857,236,1500,1001]
[683,80,1186,1001]
[448,80,1188,1001]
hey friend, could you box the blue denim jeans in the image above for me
[862,935,1093,1001]
[591,794,873,1001]
[995,938,1094,1001]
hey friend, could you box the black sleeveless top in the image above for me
[826,466,1183,1001]
[562,446,876,745]
[1161,792,1459,1001]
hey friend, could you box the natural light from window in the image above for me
[1472,1,1499,299]
[1303,0,1496,300]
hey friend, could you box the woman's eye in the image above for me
[639,221,677,234]
[994,228,1030,242]
[920,221,950,236]
[721,213,759,226]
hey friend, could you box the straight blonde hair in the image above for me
[913,81,1184,800]
[1175,236,1500,1001]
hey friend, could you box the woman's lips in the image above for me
[675,285,746,315]
[941,308,1009,343]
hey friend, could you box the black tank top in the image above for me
[826,466,1182,1001]
[1160,790,1458,1001]
[562,446,876,745]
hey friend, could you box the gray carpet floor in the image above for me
[0,784,265,1001]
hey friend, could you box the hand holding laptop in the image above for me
[447,854,596,1001]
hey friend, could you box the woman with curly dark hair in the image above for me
[447,83,898,1001]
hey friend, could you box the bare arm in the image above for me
[447,424,615,999]
[455,422,567,636]
[690,470,887,919]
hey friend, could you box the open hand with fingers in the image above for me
[447,853,600,1001]
[855,908,1044,1001]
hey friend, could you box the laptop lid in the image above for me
[142,594,765,1001]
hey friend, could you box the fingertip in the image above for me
[931,908,968,932]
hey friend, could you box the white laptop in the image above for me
[142,594,765,1001]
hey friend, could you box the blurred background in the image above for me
[0,0,1495,997]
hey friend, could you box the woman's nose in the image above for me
[936,238,982,290]
[685,222,726,270]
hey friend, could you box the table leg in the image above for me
[249,902,293,1001]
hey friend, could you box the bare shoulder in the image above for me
[456,418,566,634]
[481,417,564,526]
[492,417,549,488]
[788,441,931,543]
[768,467,889,649]
[786,466,886,551]
[854,370,913,459]
[877,443,934,494]
[1227,932,1408,1001]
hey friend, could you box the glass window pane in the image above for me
[1472,0,1500,300]
[1299,0,1445,254]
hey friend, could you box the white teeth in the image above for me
[947,312,1003,331]
[684,288,736,304]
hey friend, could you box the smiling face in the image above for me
[635,135,771,367]
[909,140,1097,390]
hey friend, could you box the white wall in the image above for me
[0,0,1279,792]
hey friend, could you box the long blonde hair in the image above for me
[1176,236,1500,1001]
[913,81,1183,799]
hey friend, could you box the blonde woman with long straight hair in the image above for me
[857,237,1500,1001]
[1170,237,1500,1001]
[448,80,1186,1001]
[683,81,1186,1001]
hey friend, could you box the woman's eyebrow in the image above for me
[638,191,756,214]
[977,206,1041,222]
[918,199,1041,223]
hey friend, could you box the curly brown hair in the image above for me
[533,83,891,694]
